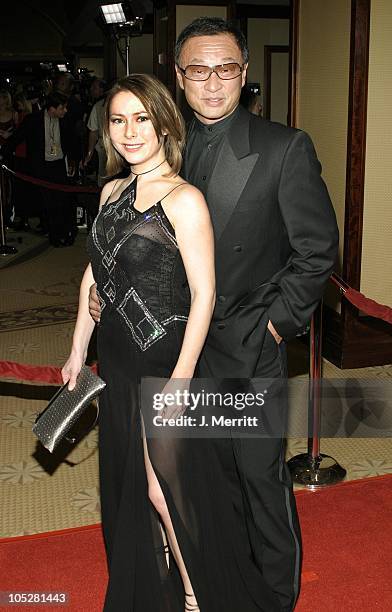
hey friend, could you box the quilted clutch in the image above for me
[32,365,106,453]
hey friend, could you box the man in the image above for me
[240,86,263,116]
[54,72,85,174]
[83,78,107,186]
[90,17,338,611]
[3,92,76,246]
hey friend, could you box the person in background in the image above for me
[14,93,32,118]
[83,78,107,186]
[24,81,44,113]
[0,89,17,146]
[11,93,33,230]
[2,92,76,246]
[240,86,263,116]
[89,76,106,107]
[0,89,18,225]
[54,73,84,176]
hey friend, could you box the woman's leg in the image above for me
[142,436,200,611]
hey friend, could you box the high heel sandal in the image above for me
[185,592,199,611]
[155,544,169,554]
[155,543,170,568]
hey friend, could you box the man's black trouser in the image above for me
[199,330,302,611]
[39,160,75,244]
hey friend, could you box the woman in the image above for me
[12,93,33,230]
[62,74,215,611]
[0,90,17,146]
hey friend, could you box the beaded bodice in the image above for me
[87,179,189,352]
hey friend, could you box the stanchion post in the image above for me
[0,164,17,256]
[309,300,322,459]
[288,300,346,489]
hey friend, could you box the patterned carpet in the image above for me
[0,231,391,538]
[0,304,79,332]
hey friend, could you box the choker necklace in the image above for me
[131,159,166,177]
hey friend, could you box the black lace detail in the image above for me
[87,180,189,351]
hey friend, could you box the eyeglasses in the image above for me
[178,63,244,81]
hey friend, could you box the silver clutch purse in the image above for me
[32,365,106,453]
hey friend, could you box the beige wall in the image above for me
[247,19,289,91]
[176,5,227,39]
[296,0,351,279]
[360,0,392,306]
[270,51,289,124]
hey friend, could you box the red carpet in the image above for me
[295,474,392,611]
[1,475,392,611]
[0,524,107,611]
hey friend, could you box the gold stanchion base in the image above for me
[288,453,347,490]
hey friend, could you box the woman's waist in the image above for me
[96,278,188,317]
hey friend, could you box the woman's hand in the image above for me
[61,350,85,390]
[160,377,191,420]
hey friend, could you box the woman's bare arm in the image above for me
[165,184,216,379]
[61,181,118,388]
[61,263,96,389]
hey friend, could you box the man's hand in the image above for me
[89,283,101,323]
[67,160,76,177]
[268,320,282,345]
[82,150,94,168]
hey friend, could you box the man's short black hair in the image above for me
[45,92,68,110]
[175,17,249,66]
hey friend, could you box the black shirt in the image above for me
[184,106,240,196]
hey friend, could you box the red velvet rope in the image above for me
[1,165,100,194]
[0,360,97,384]
[330,273,392,324]
[344,287,392,324]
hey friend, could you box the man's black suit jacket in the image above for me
[2,110,72,179]
[183,106,339,378]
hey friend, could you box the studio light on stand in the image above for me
[100,2,145,75]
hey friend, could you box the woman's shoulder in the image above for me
[162,179,204,203]
[160,180,209,229]
[100,179,118,205]
[100,176,130,206]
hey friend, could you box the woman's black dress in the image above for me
[87,178,282,612]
